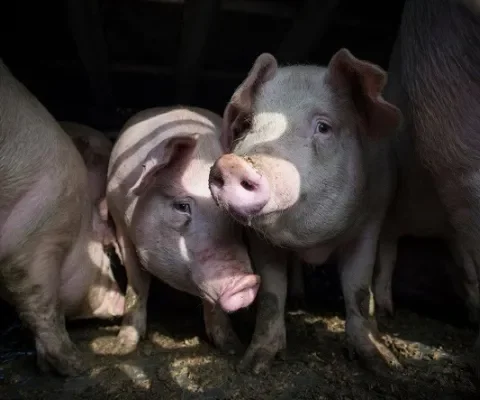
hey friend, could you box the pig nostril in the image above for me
[241,180,256,191]
[209,171,225,188]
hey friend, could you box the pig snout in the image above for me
[217,273,260,313]
[209,154,270,220]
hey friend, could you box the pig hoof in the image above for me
[37,351,88,377]
[237,342,286,374]
[348,336,402,374]
[211,332,244,355]
[114,327,141,355]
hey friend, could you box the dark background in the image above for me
[0,0,470,329]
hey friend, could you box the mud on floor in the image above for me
[0,304,478,400]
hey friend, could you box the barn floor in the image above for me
[0,307,477,400]
[1,258,479,400]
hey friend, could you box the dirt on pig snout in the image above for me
[0,239,479,400]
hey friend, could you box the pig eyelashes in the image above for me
[314,118,332,135]
[172,201,191,216]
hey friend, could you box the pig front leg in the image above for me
[238,233,288,374]
[339,222,402,373]
[113,220,151,353]
[372,231,399,319]
[202,301,244,355]
[2,243,86,376]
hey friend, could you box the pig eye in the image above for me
[173,202,191,215]
[315,120,332,135]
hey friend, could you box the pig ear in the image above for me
[221,53,278,151]
[130,134,199,196]
[326,48,402,138]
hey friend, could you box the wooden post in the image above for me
[175,0,221,104]
[67,0,115,122]
[275,0,341,64]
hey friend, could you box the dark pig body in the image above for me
[378,0,480,374]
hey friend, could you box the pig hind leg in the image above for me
[373,232,399,320]
[435,179,480,378]
[339,222,401,374]
[1,242,85,376]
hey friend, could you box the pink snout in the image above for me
[209,154,270,220]
[218,274,260,313]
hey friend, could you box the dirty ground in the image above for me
[0,238,479,400]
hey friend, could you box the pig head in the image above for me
[210,49,401,261]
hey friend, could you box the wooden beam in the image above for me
[38,60,245,82]
[143,0,295,19]
[67,0,115,113]
[275,0,341,64]
[174,0,221,104]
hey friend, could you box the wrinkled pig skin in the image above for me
[0,62,124,377]
[378,0,480,377]
[106,106,259,355]
[209,49,403,373]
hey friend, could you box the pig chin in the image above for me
[196,270,261,313]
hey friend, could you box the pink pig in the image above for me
[0,62,125,376]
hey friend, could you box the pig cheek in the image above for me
[256,156,302,215]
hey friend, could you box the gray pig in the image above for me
[377,0,480,376]
[106,106,259,355]
[209,49,403,373]
[0,63,125,376]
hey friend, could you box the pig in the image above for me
[0,61,124,376]
[208,49,403,373]
[105,106,259,355]
[375,0,480,375]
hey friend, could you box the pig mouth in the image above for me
[216,274,261,313]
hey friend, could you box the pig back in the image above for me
[0,61,88,195]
